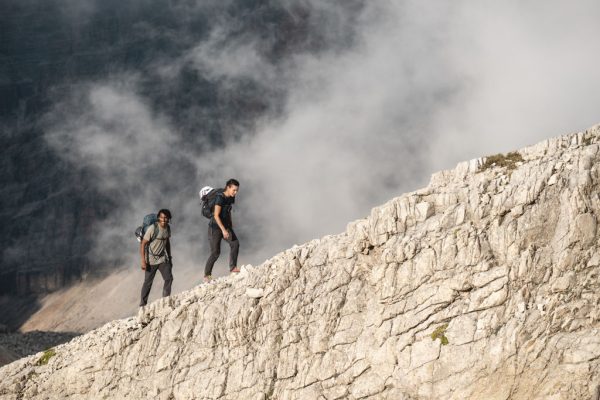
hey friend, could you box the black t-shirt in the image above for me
[210,192,235,228]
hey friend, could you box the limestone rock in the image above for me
[245,288,264,298]
[2,125,600,399]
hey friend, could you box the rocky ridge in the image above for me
[1,126,600,399]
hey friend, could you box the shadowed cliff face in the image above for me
[1,126,600,399]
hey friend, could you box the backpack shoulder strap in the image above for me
[150,222,160,242]
[206,188,222,201]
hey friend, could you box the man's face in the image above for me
[224,185,239,197]
[158,213,170,227]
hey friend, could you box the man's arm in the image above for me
[166,239,172,263]
[140,239,149,270]
[214,204,230,239]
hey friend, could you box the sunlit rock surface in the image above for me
[1,126,600,399]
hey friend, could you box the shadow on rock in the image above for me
[0,331,80,367]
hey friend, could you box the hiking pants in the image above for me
[140,262,173,306]
[205,226,239,276]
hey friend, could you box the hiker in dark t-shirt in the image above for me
[211,192,234,229]
[204,179,240,282]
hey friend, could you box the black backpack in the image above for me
[201,188,223,219]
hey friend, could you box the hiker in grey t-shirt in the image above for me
[139,209,173,306]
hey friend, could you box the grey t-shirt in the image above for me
[144,224,171,265]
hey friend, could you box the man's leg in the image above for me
[157,262,173,297]
[204,225,223,277]
[224,228,240,271]
[140,264,159,306]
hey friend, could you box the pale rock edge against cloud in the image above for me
[2,125,600,399]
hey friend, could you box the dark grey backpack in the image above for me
[201,188,223,219]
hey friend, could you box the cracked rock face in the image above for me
[2,126,600,399]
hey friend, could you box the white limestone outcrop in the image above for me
[2,126,600,399]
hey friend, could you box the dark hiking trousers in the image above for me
[205,225,239,276]
[140,262,173,306]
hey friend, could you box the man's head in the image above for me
[224,178,240,197]
[157,209,172,227]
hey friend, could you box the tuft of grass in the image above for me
[480,151,524,172]
[36,348,56,366]
[430,324,449,345]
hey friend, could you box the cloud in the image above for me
[427,0,600,167]
[44,0,600,277]
[44,77,198,267]
[189,27,279,84]
[46,79,177,192]
[191,0,600,261]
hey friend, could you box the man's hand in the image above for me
[141,261,147,271]
[214,204,230,240]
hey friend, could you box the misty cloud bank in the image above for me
[42,0,600,283]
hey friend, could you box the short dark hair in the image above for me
[157,209,172,220]
[226,178,240,188]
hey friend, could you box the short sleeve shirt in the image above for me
[144,224,171,265]
[210,193,235,228]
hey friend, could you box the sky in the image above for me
[42,0,600,284]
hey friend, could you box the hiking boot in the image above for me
[230,267,240,273]
[203,275,212,283]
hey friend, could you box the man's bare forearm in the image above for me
[215,215,227,232]
[140,240,148,268]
